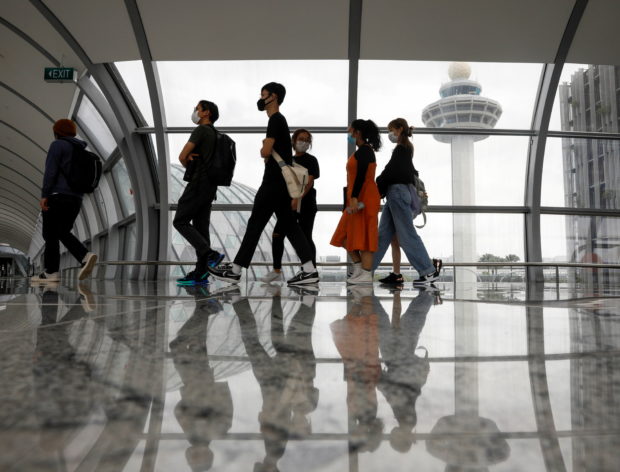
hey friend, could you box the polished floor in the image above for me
[0,276,619,471]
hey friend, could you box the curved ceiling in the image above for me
[1,0,619,253]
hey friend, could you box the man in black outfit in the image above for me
[174,100,225,285]
[208,83,319,286]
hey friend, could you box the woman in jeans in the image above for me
[373,118,440,285]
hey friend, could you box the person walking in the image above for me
[32,119,97,282]
[261,129,320,283]
[373,118,441,285]
[208,83,319,285]
[330,119,382,284]
[174,100,225,286]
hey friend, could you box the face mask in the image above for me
[388,131,398,143]
[295,141,310,153]
[347,134,356,145]
[191,110,200,124]
[256,94,273,111]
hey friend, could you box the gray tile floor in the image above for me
[0,277,619,471]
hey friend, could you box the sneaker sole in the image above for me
[287,277,319,286]
[413,276,438,285]
[78,254,98,280]
[210,274,241,284]
[347,279,373,285]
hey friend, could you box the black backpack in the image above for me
[60,138,103,193]
[206,129,236,186]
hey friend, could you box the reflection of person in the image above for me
[174,100,225,286]
[209,83,319,286]
[331,287,384,452]
[170,287,232,471]
[373,118,441,285]
[33,288,97,458]
[375,289,433,452]
[32,119,97,282]
[262,129,321,283]
[331,119,382,285]
[232,292,318,472]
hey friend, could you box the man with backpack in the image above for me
[174,100,226,285]
[32,119,97,282]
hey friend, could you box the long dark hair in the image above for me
[351,119,382,151]
[388,117,414,151]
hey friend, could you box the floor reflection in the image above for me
[0,278,618,471]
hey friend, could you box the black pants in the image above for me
[173,179,218,258]
[272,205,317,269]
[234,183,312,268]
[42,194,88,273]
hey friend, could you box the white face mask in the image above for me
[191,110,200,124]
[295,141,310,153]
[388,131,398,143]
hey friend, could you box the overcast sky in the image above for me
[115,60,588,262]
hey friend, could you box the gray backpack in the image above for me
[409,175,428,228]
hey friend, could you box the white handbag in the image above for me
[271,151,308,210]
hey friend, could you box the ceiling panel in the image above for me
[0,0,84,72]
[360,0,574,62]
[0,87,57,150]
[138,0,349,60]
[567,0,620,65]
[45,0,140,63]
[0,27,77,120]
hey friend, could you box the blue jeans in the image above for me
[372,184,435,276]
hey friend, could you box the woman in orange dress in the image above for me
[330,119,382,284]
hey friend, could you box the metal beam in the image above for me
[0,175,40,201]
[0,161,42,190]
[347,0,363,156]
[124,0,170,280]
[524,0,589,284]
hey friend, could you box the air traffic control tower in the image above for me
[422,62,502,282]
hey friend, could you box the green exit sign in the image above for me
[44,67,76,83]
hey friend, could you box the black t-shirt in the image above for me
[263,112,292,185]
[294,152,320,203]
[188,124,216,183]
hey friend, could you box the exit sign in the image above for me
[44,67,76,83]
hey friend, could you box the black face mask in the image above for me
[256,93,273,111]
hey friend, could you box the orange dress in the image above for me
[330,150,381,252]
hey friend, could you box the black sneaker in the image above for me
[208,251,225,268]
[378,272,404,284]
[287,270,319,285]
[176,270,209,286]
[413,271,439,285]
[207,263,241,284]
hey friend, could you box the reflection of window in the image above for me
[111,158,135,216]
[76,96,117,158]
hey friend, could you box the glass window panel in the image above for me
[115,60,154,125]
[111,158,136,216]
[157,60,348,127]
[550,63,620,132]
[76,95,117,157]
[97,174,120,227]
[358,61,542,130]
[375,134,528,206]
[542,214,620,267]
[542,137,620,210]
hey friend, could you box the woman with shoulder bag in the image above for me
[373,118,441,286]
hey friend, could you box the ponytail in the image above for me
[388,118,414,151]
[351,119,382,151]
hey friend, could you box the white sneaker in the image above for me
[347,262,362,279]
[78,253,98,280]
[260,270,282,283]
[31,272,60,282]
[347,269,373,285]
